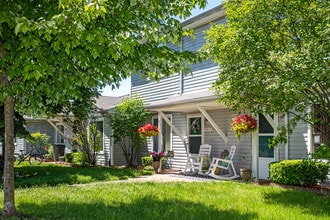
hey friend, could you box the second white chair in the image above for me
[184,144,212,175]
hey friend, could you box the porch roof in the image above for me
[146,89,224,113]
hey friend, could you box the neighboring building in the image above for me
[16,95,127,166]
[131,5,312,180]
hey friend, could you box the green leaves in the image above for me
[203,0,330,115]
[14,17,31,35]
[1,0,207,117]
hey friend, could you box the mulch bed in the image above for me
[253,179,330,196]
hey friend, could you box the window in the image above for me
[56,124,64,144]
[188,116,203,154]
[258,114,274,158]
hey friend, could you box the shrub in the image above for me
[65,153,74,163]
[269,159,329,185]
[311,143,330,160]
[141,156,167,168]
[72,152,89,166]
[141,156,153,167]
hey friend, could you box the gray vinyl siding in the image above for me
[277,113,287,160]
[183,19,225,72]
[170,112,188,170]
[132,73,181,104]
[288,113,309,159]
[131,18,226,103]
[183,66,218,92]
[113,143,126,166]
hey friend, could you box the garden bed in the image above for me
[254,179,330,196]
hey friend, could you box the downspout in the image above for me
[179,39,184,95]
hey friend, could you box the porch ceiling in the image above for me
[146,89,225,113]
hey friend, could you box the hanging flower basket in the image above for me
[231,115,257,141]
[138,123,159,139]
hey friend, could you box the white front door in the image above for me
[258,136,275,179]
[258,114,275,180]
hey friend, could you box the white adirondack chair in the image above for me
[206,145,240,180]
[184,144,212,175]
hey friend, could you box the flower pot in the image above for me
[152,161,161,173]
[240,168,252,182]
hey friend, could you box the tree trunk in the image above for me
[2,95,16,218]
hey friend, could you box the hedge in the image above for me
[269,159,329,185]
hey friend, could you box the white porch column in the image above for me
[158,113,163,152]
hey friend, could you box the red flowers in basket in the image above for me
[138,123,159,138]
[231,115,257,141]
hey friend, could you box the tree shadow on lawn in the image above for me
[4,165,148,188]
[263,189,330,217]
[17,197,258,220]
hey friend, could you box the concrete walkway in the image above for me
[114,173,214,183]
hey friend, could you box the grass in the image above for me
[3,162,153,188]
[0,163,329,219]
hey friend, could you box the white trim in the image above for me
[252,130,258,181]
[197,106,228,143]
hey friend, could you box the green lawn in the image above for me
[0,163,329,219]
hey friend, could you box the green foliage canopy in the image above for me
[1,0,207,117]
[202,0,330,144]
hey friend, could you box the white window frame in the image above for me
[187,114,204,154]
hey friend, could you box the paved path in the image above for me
[114,173,215,183]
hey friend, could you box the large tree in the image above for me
[203,0,330,145]
[0,0,207,217]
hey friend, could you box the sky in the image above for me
[101,0,222,97]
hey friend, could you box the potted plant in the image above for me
[231,115,257,141]
[149,151,164,173]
